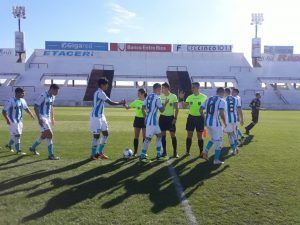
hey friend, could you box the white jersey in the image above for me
[225,95,241,124]
[34,91,55,118]
[143,93,163,126]
[91,88,109,118]
[201,95,225,128]
[2,97,28,123]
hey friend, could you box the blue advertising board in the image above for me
[264,46,293,54]
[45,41,108,51]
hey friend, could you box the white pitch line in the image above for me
[167,160,198,225]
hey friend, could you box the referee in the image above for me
[179,82,207,157]
[245,92,261,135]
[159,82,179,158]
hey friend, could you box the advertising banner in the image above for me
[110,43,172,52]
[264,46,293,54]
[173,44,232,52]
[45,41,108,51]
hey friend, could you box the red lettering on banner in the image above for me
[110,43,171,52]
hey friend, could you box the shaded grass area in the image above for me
[0,108,299,224]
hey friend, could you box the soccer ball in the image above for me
[123,148,133,158]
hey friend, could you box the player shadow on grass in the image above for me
[101,155,228,213]
[0,158,91,193]
[0,155,26,167]
[0,159,45,172]
[22,158,164,222]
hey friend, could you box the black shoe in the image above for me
[173,153,179,158]
[245,129,250,135]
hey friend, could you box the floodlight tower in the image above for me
[250,13,264,67]
[251,13,264,38]
[12,6,26,63]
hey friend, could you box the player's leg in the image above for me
[159,115,167,157]
[245,111,258,134]
[156,132,163,159]
[213,128,224,164]
[170,131,178,158]
[139,125,154,161]
[196,115,205,156]
[161,131,167,156]
[185,115,195,156]
[133,127,141,156]
[96,130,109,159]
[44,130,59,160]
[90,134,100,160]
[6,134,15,152]
[202,127,214,160]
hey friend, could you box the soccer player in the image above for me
[139,83,168,162]
[2,88,35,154]
[245,92,261,135]
[201,87,227,165]
[232,88,245,140]
[29,84,60,160]
[159,82,179,158]
[90,78,125,160]
[124,88,147,157]
[179,82,207,157]
[223,88,244,155]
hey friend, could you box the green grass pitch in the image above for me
[0,108,299,225]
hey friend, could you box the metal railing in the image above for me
[93,64,114,70]
[191,75,238,84]
[229,66,251,72]
[11,85,36,92]
[40,73,89,81]
[274,89,289,104]
[29,63,48,69]
[167,66,188,72]
[243,89,265,96]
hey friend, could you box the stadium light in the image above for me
[251,13,264,38]
[12,6,26,63]
[12,6,26,31]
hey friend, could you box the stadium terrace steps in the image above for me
[83,69,114,101]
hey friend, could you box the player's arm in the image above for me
[199,100,207,117]
[51,107,55,126]
[34,95,45,126]
[237,108,244,126]
[142,105,147,118]
[2,102,11,125]
[173,102,179,124]
[219,100,226,127]
[179,91,189,108]
[124,100,135,110]
[105,98,125,106]
[158,99,169,113]
[25,108,35,119]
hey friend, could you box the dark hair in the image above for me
[15,87,24,94]
[162,82,170,89]
[232,88,239,94]
[192,82,200,88]
[255,92,261,97]
[49,84,60,90]
[138,88,147,98]
[225,88,231,95]
[216,87,225,94]
[97,78,109,87]
[153,83,162,90]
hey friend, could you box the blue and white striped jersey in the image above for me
[143,93,163,126]
[91,89,109,118]
[34,91,55,118]
[225,95,241,124]
[2,97,28,123]
[201,96,225,127]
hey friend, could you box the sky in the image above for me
[1,0,300,60]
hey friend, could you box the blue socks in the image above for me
[31,140,41,150]
[205,140,214,153]
[97,144,105,154]
[214,148,221,160]
[156,147,161,157]
[91,147,97,156]
[15,143,20,152]
[48,144,53,156]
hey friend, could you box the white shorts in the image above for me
[9,122,23,135]
[90,116,108,134]
[39,116,52,132]
[206,126,223,141]
[224,123,238,133]
[146,125,161,138]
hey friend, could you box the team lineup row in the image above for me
[1,79,261,164]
